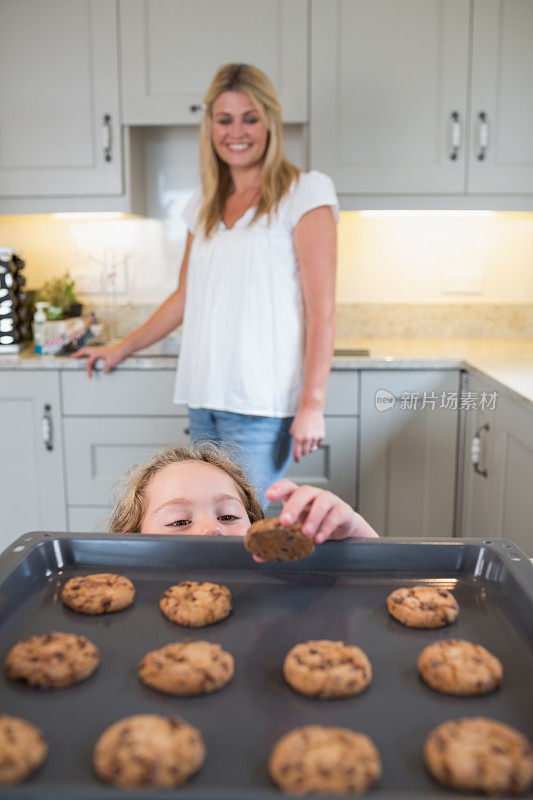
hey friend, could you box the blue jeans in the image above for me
[188,408,293,509]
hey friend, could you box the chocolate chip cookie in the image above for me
[94,714,205,788]
[139,641,234,696]
[0,714,48,785]
[61,573,135,615]
[244,517,315,561]
[424,717,533,795]
[5,631,100,689]
[269,725,381,795]
[387,585,459,628]
[283,640,372,699]
[159,581,232,627]
[418,639,503,695]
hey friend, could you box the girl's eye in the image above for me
[166,519,191,527]
[218,515,240,522]
[217,118,232,125]
[244,117,259,124]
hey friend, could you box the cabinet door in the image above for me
[461,371,533,555]
[359,370,460,538]
[495,393,533,555]
[63,417,190,508]
[0,372,66,548]
[120,0,307,124]
[469,0,533,193]
[311,0,470,193]
[0,0,122,196]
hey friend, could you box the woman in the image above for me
[75,64,338,506]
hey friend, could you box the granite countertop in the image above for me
[2,337,532,411]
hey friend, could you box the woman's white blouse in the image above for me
[173,170,339,417]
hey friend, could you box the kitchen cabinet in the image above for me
[119,0,308,124]
[358,370,461,538]
[311,0,533,201]
[0,0,123,202]
[62,370,189,529]
[61,369,359,529]
[468,0,533,194]
[311,0,470,194]
[0,372,66,549]
[460,371,533,555]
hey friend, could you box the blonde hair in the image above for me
[109,443,264,533]
[198,63,300,237]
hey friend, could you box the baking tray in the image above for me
[0,533,532,800]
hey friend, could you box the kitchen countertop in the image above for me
[1,337,532,411]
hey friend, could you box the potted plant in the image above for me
[36,273,82,319]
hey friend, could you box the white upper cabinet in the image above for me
[469,0,533,194]
[0,0,122,197]
[311,0,533,199]
[119,0,308,124]
[311,0,470,194]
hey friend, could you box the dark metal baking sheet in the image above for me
[0,533,532,800]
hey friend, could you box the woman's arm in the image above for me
[291,205,337,461]
[265,480,379,542]
[73,232,194,377]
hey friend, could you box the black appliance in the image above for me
[0,248,30,353]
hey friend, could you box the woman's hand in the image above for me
[71,342,127,378]
[265,479,379,543]
[289,406,325,462]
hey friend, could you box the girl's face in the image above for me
[211,91,268,170]
[140,461,251,536]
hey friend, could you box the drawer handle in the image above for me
[102,114,112,162]
[448,111,462,161]
[42,404,53,452]
[189,104,203,113]
[183,426,190,436]
[477,112,489,161]
[471,422,489,477]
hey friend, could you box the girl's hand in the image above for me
[265,479,379,544]
[71,342,127,378]
[289,407,325,462]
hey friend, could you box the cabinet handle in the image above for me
[42,404,53,452]
[470,422,489,477]
[102,114,112,162]
[183,426,190,435]
[189,104,203,113]
[448,111,462,161]
[477,112,489,161]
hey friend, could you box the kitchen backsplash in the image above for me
[1,205,533,339]
[335,303,533,339]
[91,301,533,341]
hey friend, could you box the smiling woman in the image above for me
[74,64,339,507]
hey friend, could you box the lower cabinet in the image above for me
[63,416,191,529]
[461,372,533,555]
[8,364,530,548]
[358,370,461,538]
[0,372,66,548]
[61,369,359,529]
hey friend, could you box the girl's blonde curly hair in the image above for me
[108,443,264,533]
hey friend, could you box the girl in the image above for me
[110,444,378,544]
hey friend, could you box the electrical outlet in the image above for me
[441,267,483,294]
